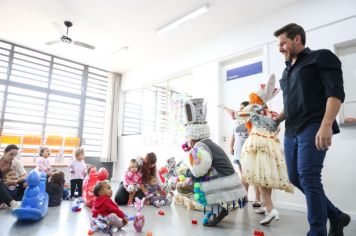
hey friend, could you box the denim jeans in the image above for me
[284,123,341,236]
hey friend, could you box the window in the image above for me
[122,86,168,135]
[122,89,142,135]
[82,68,108,157]
[122,75,192,139]
[121,75,191,166]
[0,40,109,160]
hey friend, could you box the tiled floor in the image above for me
[1,198,355,236]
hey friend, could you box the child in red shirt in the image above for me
[91,181,128,232]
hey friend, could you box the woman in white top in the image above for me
[0,144,25,208]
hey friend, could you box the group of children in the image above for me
[124,158,169,208]
[1,146,88,207]
[1,142,177,234]
[1,144,161,233]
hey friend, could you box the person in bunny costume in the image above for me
[235,74,293,225]
[183,98,247,227]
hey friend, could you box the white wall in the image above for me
[117,0,356,218]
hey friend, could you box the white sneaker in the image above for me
[10,201,21,210]
[254,206,268,215]
[259,208,279,225]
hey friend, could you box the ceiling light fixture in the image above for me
[107,46,129,57]
[156,4,210,35]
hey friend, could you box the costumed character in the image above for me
[236,74,294,225]
[183,98,246,227]
[172,164,204,211]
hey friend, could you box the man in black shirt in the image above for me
[273,23,350,236]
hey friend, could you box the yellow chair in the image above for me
[61,137,80,164]
[0,135,22,156]
[44,135,64,163]
[0,135,22,145]
[21,135,42,164]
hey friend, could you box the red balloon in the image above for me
[83,167,98,207]
[97,167,109,181]
[159,167,168,183]
[83,167,109,207]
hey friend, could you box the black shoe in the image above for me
[329,212,351,236]
[203,207,228,227]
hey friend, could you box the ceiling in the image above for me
[0,0,300,73]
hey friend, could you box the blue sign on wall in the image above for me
[226,61,263,81]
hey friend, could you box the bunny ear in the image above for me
[184,100,196,123]
[202,102,207,122]
[266,74,280,101]
[263,74,280,102]
[264,74,275,99]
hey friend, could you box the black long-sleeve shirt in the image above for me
[279,48,345,137]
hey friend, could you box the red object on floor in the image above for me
[158,210,165,215]
[191,219,198,224]
[146,231,153,236]
[88,230,94,235]
[253,230,265,236]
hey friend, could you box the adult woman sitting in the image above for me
[115,152,161,205]
[0,144,23,209]
[0,144,27,200]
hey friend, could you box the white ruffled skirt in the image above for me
[240,127,293,193]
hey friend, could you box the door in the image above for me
[337,45,356,125]
[219,48,267,155]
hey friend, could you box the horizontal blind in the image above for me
[82,68,108,157]
[0,42,11,121]
[45,58,83,137]
[45,94,80,136]
[3,86,46,135]
[155,86,168,133]
[142,88,157,133]
[0,40,109,159]
[2,45,50,136]
[122,90,141,135]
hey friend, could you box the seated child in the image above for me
[36,147,52,176]
[123,159,145,207]
[46,170,65,207]
[2,168,19,200]
[91,181,128,233]
[146,176,168,208]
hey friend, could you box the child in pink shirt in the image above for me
[36,147,51,175]
[123,159,145,207]
[69,147,87,199]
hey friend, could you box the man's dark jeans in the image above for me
[284,123,342,236]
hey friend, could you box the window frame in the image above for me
[0,39,109,159]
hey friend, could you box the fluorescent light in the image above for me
[156,4,210,35]
[106,46,129,57]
